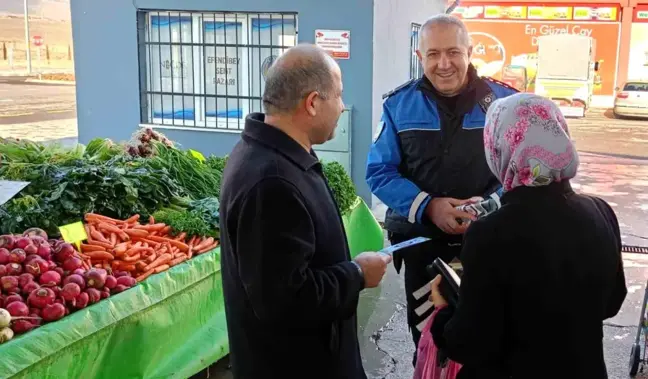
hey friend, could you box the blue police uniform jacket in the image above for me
[366,72,518,239]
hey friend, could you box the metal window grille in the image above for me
[410,23,423,80]
[137,10,298,131]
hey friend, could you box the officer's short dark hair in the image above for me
[262,44,336,115]
[419,14,471,48]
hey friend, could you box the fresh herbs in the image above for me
[321,161,357,215]
[152,197,220,238]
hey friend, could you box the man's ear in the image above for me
[467,45,473,59]
[416,49,423,62]
[305,91,318,117]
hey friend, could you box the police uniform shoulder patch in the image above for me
[482,76,520,93]
[478,89,496,114]
[373,121,385,143]
[382,79,416,100]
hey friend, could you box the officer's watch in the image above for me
[350,260,365,289]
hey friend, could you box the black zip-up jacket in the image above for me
[366,66,518,241]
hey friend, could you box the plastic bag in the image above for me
[413,306,462,379]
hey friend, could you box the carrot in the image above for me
[174,232,187,241]
[143,253,173,272]
[194,237,214,251]
[123,253,140,263]
[84,224,94,243]
[85,213,122,224]
[88,241,114,250]
[134,223,166,232]
[136,268,155,282]
[124,229,149,238]
[81,244,105,253]
[145,253,157,264]
[188,236,197,246]
[89,225,111,243]
[110,233,117,246]
[98,222,129,241]
[147,236,189,252]
[113,242,129,256]
[120,264,136,272]
[124,214,140,224]
[170,255,187,266]
[196,241,219,255]
[82,260,91,270]
[160,226,171,235]
[85,251,115,261]
[154,264,169,274]
[103,262,111,271]
[187,247,194,259]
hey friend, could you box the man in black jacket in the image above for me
[219,44,391,379]
[366,15,518,363]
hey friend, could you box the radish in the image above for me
[39,271,62,287]
[101,289,110,299]
[0,248,10,264]
[27,288,56,309]
[42,303,66,322]
[85,269,106,289]
[11,320,36,334]
[113,284,129,294]
[63,274,86,289]
[22,281,40,296]
[14,238,31,250]
[6,301,29,317]
[8,249,26,264]
[1,276,19,293]
[72,269,85,276]
[4,294,23,306]
[30,236,47,247]
[0,308,40,329]
[37,244,52,260]
[23,244,37,256]
[61,283,81,301]
[29,308,41,317]
[116,276,136,288]
[0,265,6,278]
[24,257,48,276]
[62,257,83,272]
[6,263,22,276]
[0,236,16,250]
[0,327,13,343]
[85,288,101,304]
[18,273,34,288]
[104,275,117,289]
[75,292,89,309]
[55,244,75,263]
[22,228,48,240]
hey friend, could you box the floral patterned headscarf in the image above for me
[483,93,579,192]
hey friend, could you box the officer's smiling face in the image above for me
[417,23,472,97]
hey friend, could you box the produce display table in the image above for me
[0,198,383,379]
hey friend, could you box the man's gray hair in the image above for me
[419,14,471,48]
[262,44,336,115]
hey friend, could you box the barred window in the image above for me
[410,23,423,80]
[137,11,298,131]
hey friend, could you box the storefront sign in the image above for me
[634,6,648,22]
[315,30,350,59]
[484,5,526,19]
[453,3,619,22]
[464,20,620,95]
[527,6,572,20]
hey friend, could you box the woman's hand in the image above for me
[430,275,449,308]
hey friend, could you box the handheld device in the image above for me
[426,258,461,308]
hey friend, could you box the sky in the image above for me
[0,0,70,21]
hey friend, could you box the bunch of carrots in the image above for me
[78,213,219,282]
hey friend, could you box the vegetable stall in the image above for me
[0,129,384,378]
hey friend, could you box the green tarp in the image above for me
[0,198,383,379]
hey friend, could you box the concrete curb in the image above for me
[24,78,76,86]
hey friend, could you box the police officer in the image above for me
[365,14,518,361]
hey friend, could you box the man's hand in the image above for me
[425,197,481,235]
[354,252,392,288]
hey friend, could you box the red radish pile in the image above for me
[0,228,138,344]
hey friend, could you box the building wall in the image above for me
[70,0,375,201]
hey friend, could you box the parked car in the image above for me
[613,81,648,119]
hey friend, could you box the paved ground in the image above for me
[2,85,648,378]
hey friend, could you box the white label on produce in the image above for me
[0,180,30,206]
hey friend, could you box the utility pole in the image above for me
[24,0,32,74]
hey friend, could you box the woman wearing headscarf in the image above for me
[429,93,628,379]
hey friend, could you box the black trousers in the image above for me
[388,232,461,366]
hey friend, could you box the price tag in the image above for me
[0,180,30,206]
[59,221,88,251]
[189,149,206,163]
